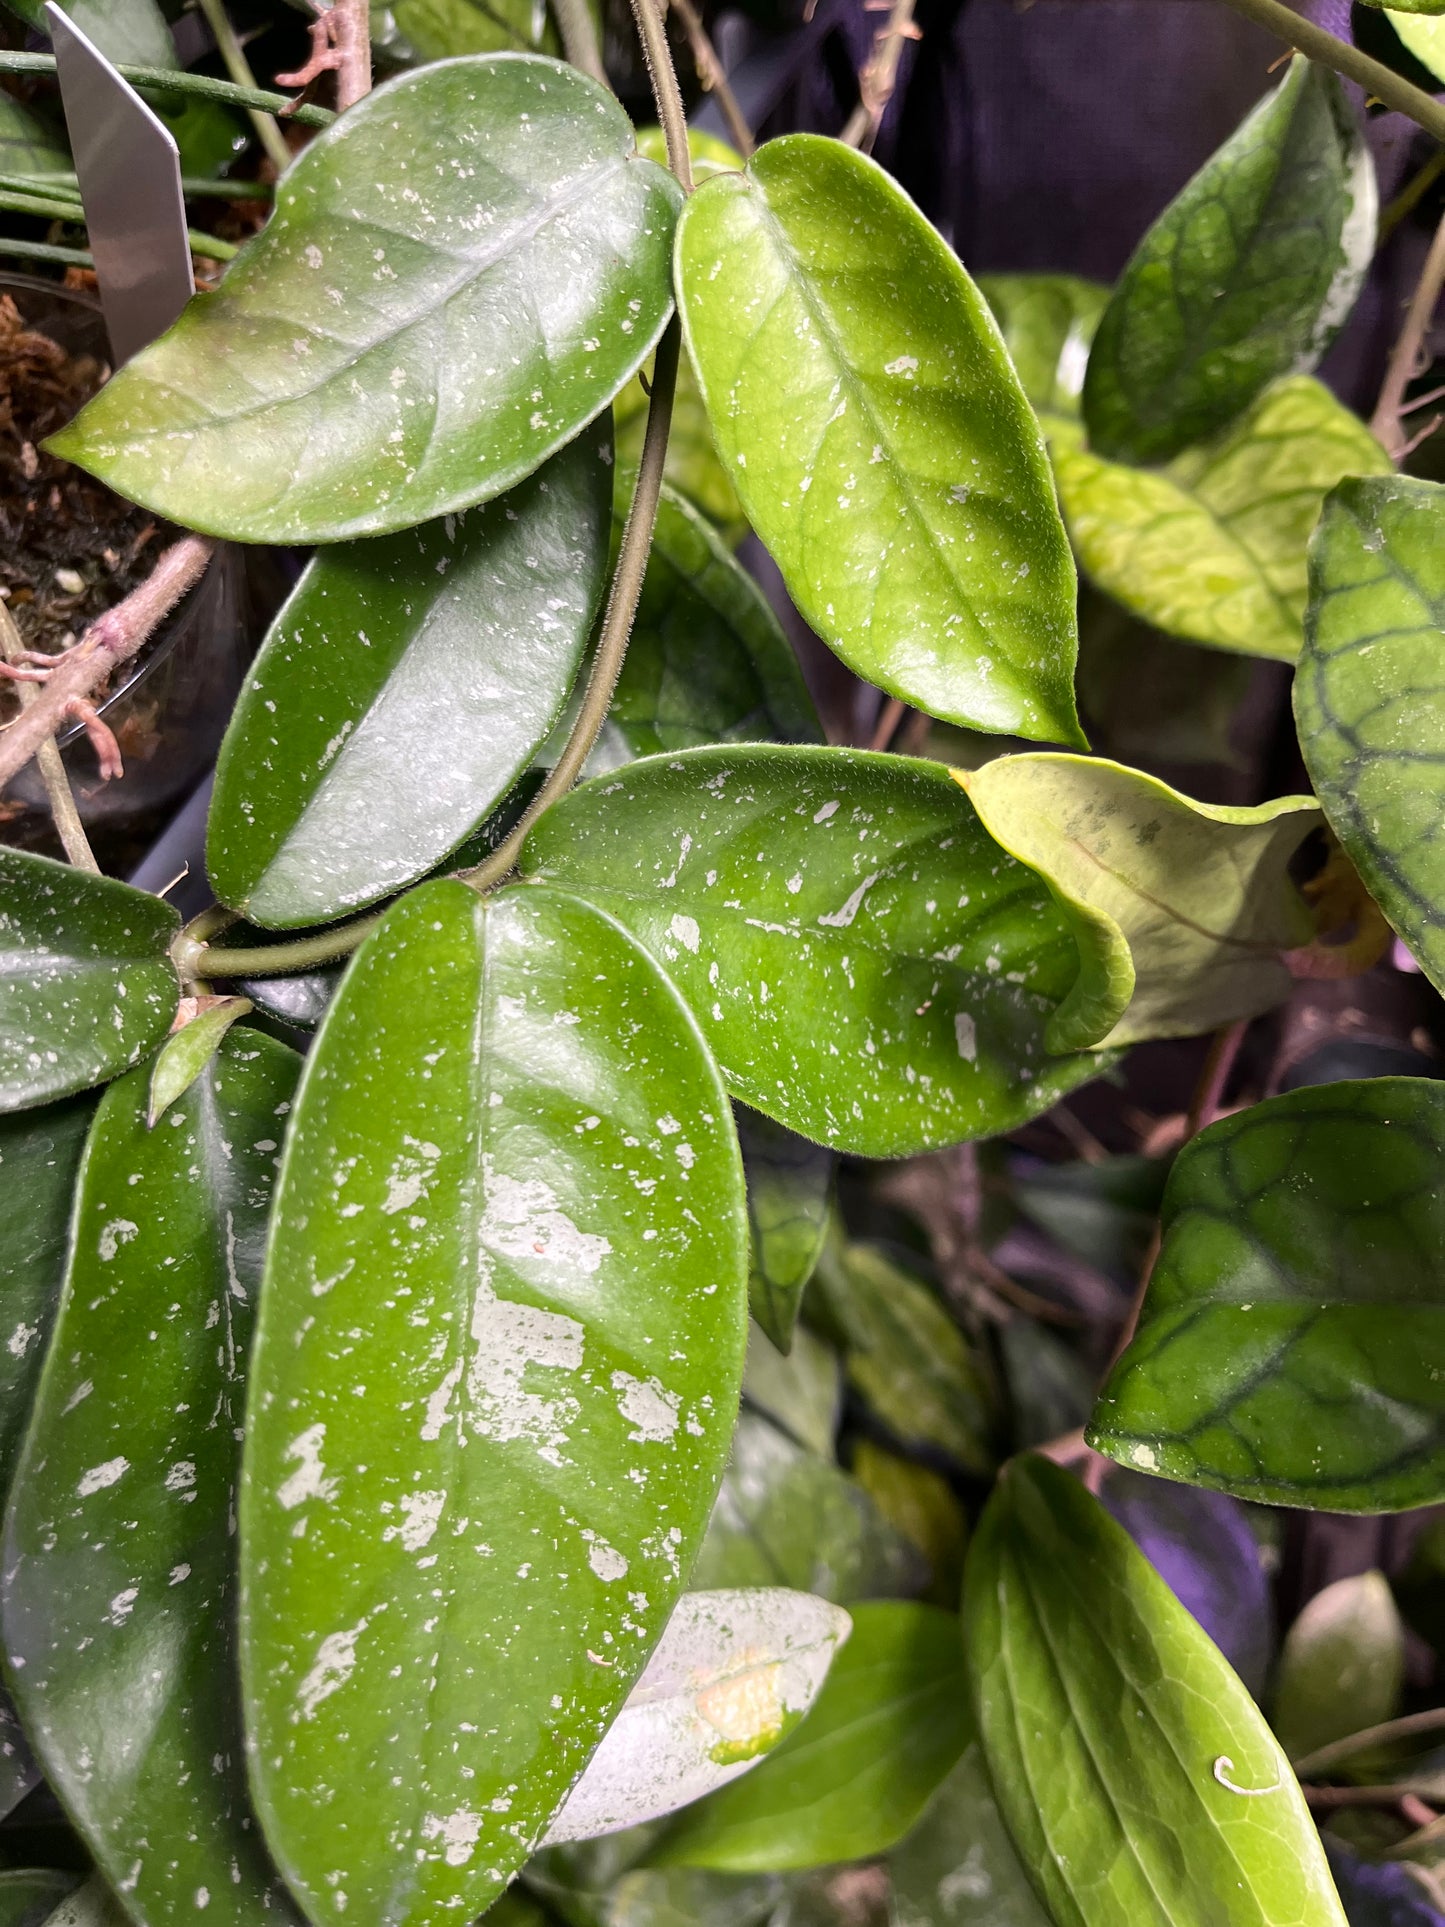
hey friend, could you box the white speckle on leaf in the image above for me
[78,1457,128,1497]
[385,1489,445,1552]
[611,1371,680,1442]
[277,1423,338,1510]
[422,1809,482,1867]
[669,913,700,954]
[98,1219,138,1262]
[954,1013,977,1063]
[296,1619,367,1720]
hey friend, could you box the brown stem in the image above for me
[1302,1784,1440,1811]
[0,597,97,870]
[1294,1707,1445,1780]
[666,0,753,156]
[1374,205,1445,461]
[1210,0,1445,144]
[867,694,906,752]
[0,536,214,793]
[331,0,372,111]
[552,0,607,86]
[629,0,693,190]
[840,0,918,152]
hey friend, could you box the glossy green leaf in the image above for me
[849,1441,967,1611]
[889,1745,1052,1927]
[0,95,69,176]
[654,1602,972,1872]
[209,429,611,926]
[1272,1573,1404,1763]
[0,1688,38,1823]
[1388,13,1445,72]
[959,753,1320,1051]
[542,1590,851,1846]
[52,57,681,544]
[1053,377,1391,661]
[0,1874,80,1927]
[691,1413,921,1603]
[675,135,1083,744]
[241,880,748,1927]
[1296,474,1445,996]
[146,997,252,1124]
[610,482,820,760]
[603,1869,783,1927]
[518,745,1108,1158]
[976,274,1109,427]
[635,128,744,182]
[615,350,747,546]
[387,0,557,60]
[998,1322,1097,1453]
[0,848,179,1114]
[741,1322,841,1460]
[1091,1078,1445,1511]
[964,1455,1348,1927]
[38,1877,132,1927]
[1082,59,1374,465]
[1076,598,1253,772]
[813,1243,993,1474]
[1,1032,301,1927]
[737,1109,834,1351]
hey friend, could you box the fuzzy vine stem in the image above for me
[0,51,336,125]
[1208,0,1445,143]
[194,0,294,173]
[629,0,694,190]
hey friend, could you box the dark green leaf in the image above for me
[1083,59,1374,464]
[386,0,558,60]
[602,1870,783,1927]
[208,430,611,926]
[653,1602,972,1871]
[1297,474,1445,996]
[976,274,1108,427]
[1010,1153,1169,1283]
[0,1687,38,1823]
[1076,600,1253,773]
[675,135,1084,745]
[0,1874,80,1927]
[1396,1514,1445,1658]
[0,848,179,1114]
[1272,1573,1404,1762]
[849,1441,967,1610]
[737,1109,834,1351]
[741,1322,841,1459]
[614,350,747,546]
[240,880,748,1927]
[34,1878,132,1927]
[518,745,1109,1158]
[888,1746,1051,1927]
[0,96,69,176]
[146,997,253,1124]
[610,483,820,759]
[997,1322,1095,1454]
[1,1033,301,1927]
[1090,1078,1445,1511]
[963,1455,1348,1927]
[52,57,681,543]
[691,1413,922,1603]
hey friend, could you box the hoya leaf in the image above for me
[849,1442,968,1611]
[1090,1079,1445,1511]
[36,1879,131,1927]
[1053,377,1391,661]
[692,1413,921,1603]
[888,1746,1051,1927]
[635,127,745,181]
[1272,1573,1404,1763]
[963,1455,1349,1927]
[518,746,1109,1158]
[742,1322,841,1460]
[146,997,253,1124]
[976,273,1109,427]
[611,482,821,759]
[208,429,611,926]
[1077,599,1254,773]
[241,880,748,1927]
[1082,59,1374,464]
[615,349,748,545]
[0,1874,80,1927]
[0,1033,301,1927]
[0,95,69,176]
[0,849,179,1114]
[51,56,681,544]
[737,1108,834,1352]
[0,1690,37,1824]
[654,1601,972,1871]
[388,0,557,61]
[1388,12,1445,73]
[675,135,1084,745]
[1296,475,1445,996]
[959,753,1321,1051]
[541,1590,851,1846]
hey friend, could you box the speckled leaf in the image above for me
[888,1746,1052,1927]
[1272,1573,1404,1763]
[0,1873,80,1927]
[518,745,1108,1158]
[51,57,681,544]
[0,849,179,1114]
[542,1590,851,1846]
[1388,13,1445,74]
[1296,475,1445,997]
[241,880,748,1927]
[675,136,1083,744]
[736,1109,834,1352]
[1053,377,1390,661]
[146,998,252,1124]
[0,1031,301,1927]
[692,1413,921,1603]
[1083,59,1374,465]
[741,1323,841,1460]
[959,753,1320,1051]
[610,482,820,759]
[654,1602,972,1872]
[615,350,747,546]
[976,274,1109,428]
[963,1455,1348,1927]
[208,430,611,927]
[1091,1079,1445,1512]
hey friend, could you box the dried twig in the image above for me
[840,0,920,153]
[0,596,97,869]
[1373,204,1445,461]
[277,0,372,114]
[665,0,753,156]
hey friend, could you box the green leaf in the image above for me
[518,745,1108,1158]
[742,1322,841,1459]
[674,135,1084,744]
[1,1032,301,1927]
[737,1109,834,1352]
[635,128,744,182]
[888,1745,1052,1927]
[1388,12,1445,73]
[240,879,748,1927]
[976,273,1109,427]
[1296,473,1445,996]
[0,848,179,1114]
[610,482,821,760]
[653,1601,972,1872]
[1272,1573,1404,1763]
[35,1878,132,1927]
[1076,592,1254,773]
[1009,1152,1168,1283]
[603,1869,783,1927]
[208,429,611,926]
[963,1454,1348,1927]
[1082,59,1374,465]
[959,752,1320,1051]
[813,1243,994,1475]
[1090,1078,1445,1511]
[387,0,558,60]
[51,57,682,544]
[0,95,69,176]
[1052,377,1391,661]
[0,1689,38,1823]
[849,1441,968,1611]
[146,996,253,1124]
[0,1875,80,1927]
[542,1590,851,1845]
[615,349,748,545]
[691,1413,922,1603]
